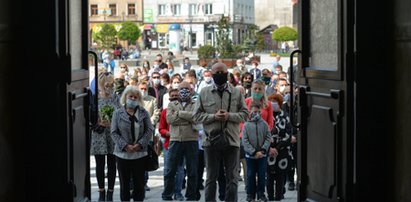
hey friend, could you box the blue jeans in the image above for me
[246,156,268,199]
[163,147,185,196]
[162,141,198,199]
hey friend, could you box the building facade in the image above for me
[254,0,296,29]
[88,0,143,47]
[143,0,255,51]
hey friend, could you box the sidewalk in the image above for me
[90,155,298,202]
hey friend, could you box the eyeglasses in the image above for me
[152,76,160,79]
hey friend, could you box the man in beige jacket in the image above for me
[162,81,200,201]
[193,62,249,202]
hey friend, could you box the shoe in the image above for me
[274,194,284,201]
[288,182,295,191]
[238,176,243,181]
[106,190,113,201]
[268,196,275,201]
[98,189,105,201]
[162,196,173,201]
[145,184,151,191]
[258,194,268,202]
[174,194,185,201]
[246,194,255,202]
[219,195,225,201]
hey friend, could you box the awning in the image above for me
[144,24,152,30]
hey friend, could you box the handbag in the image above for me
[145,142,159,171]
[206,92,232,149]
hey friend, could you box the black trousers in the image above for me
[94,154,116,190]
[267,168,286,199]
[287,143,297,183]
[116,156,146,201]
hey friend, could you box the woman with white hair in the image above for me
[111,85,154,201]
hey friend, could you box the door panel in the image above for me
[297,0,350,201]
[307,105,336,199]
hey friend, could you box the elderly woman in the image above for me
[90,70,120,201]
[111,85,154,201]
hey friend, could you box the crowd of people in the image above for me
[90,53,298,202]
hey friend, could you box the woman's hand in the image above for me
[100,119,111,127]
[269,147,279,157]
[125,144,135,153]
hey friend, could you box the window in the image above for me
[128,4,135,15]
[158,4,166,16]
[91,4,98,16]
[189,4,197,16]
[173,4,181,15]
[109,4,116,16]
[190,33,197,47]
[205,4,212,15]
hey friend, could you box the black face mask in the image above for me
[212,72,228,87]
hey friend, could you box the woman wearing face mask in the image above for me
[244,80,274,130]
[91,70,121,201]
[111,86,154,201]
[160,73,171,89]
[142,60,150,74]
[266,93,292,201]
[239,80,274,192]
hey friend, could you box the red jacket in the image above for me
[240,97,274,138]
[159,109,170,149]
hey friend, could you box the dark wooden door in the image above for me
[295,0,354,201]
[64,0,91,200]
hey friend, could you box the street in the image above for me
[90,154,298,202]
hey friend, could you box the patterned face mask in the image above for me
[179,88,191,101]
[250,111,261,121]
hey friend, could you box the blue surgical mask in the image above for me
[271,102,280,111]
[126,99,138,109]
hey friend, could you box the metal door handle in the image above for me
[290,50,301,128]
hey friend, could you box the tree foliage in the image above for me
[92,23,117,49]
[198,45,215,59]
[216,16,234,58]
[117,21,141,45]
[272,26,298,42]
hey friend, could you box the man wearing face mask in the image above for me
[162,81,200,201]
[148,72,167,110]
[193,62,249,202]
[197,70,214,94]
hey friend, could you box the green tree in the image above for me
[272,26,298,42]
[117,21,141,45]
[198,45,216,59]
[92,23,117,49]
[216,16,234,58]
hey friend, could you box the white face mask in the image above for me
[172,83,179,89]
[279,85,286,93]
[204,77,212,83]
[153,79,160,85]
[140,90,148,97]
